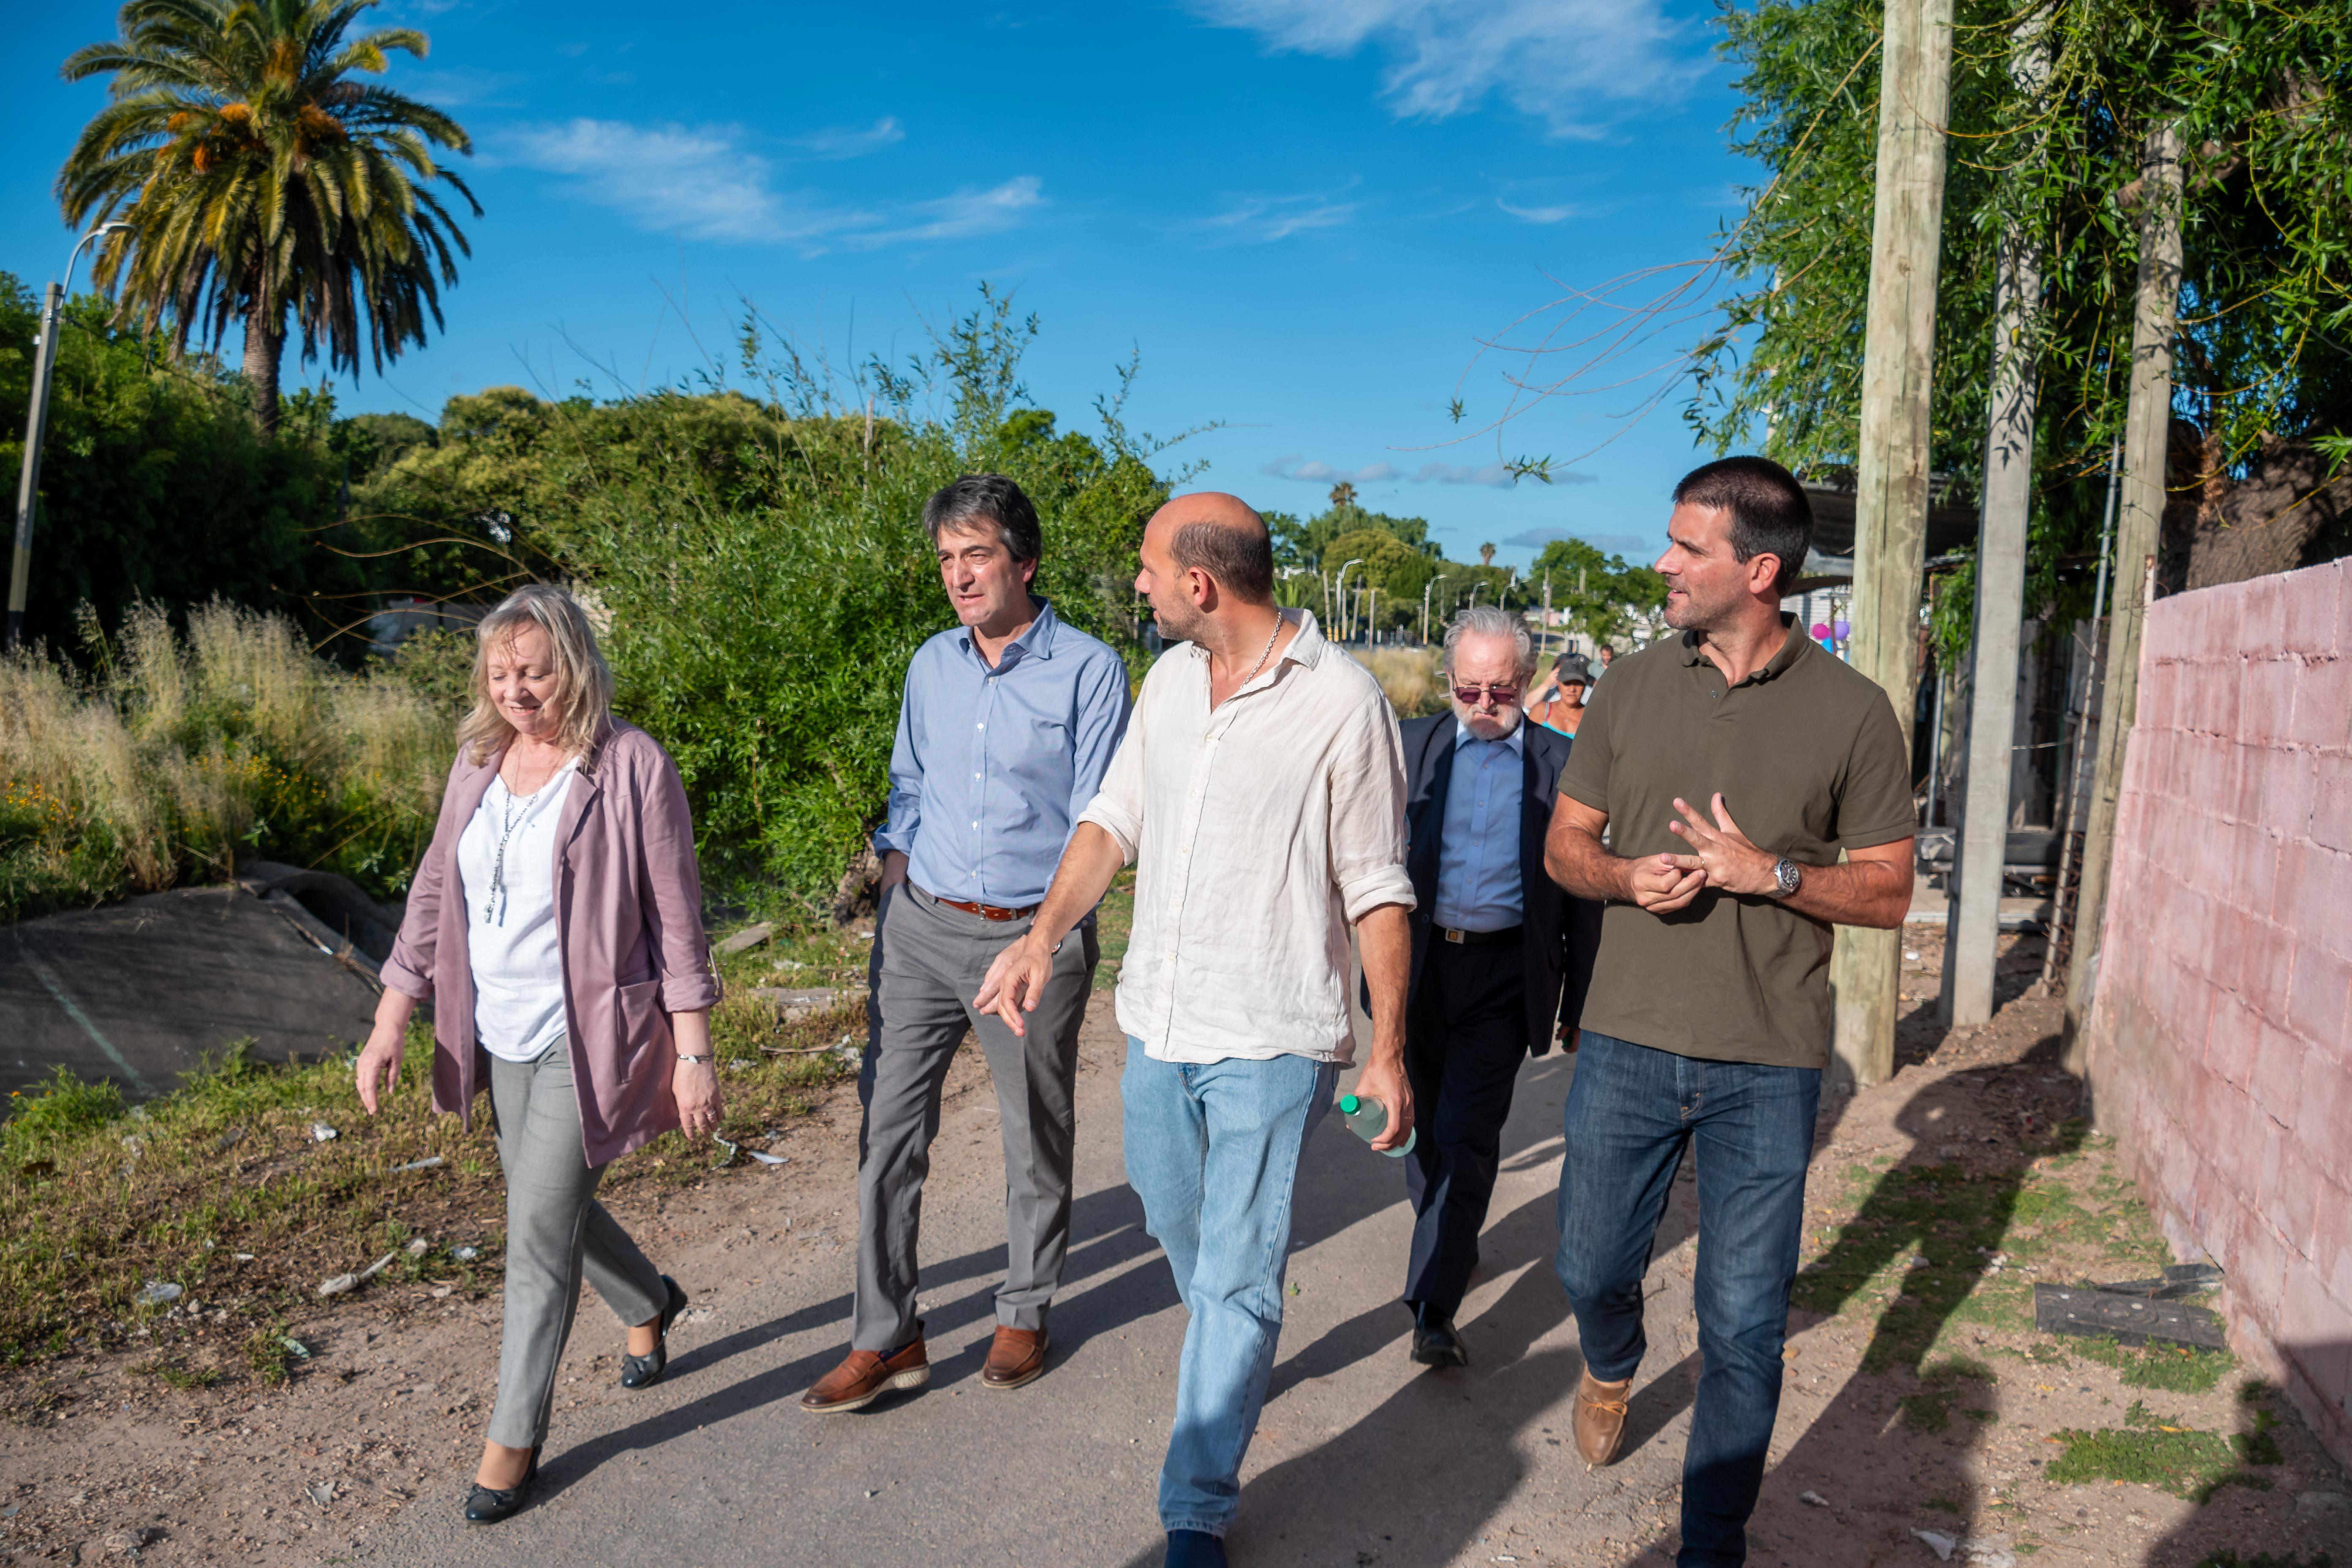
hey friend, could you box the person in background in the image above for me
[976,493,1414,1568]
[1524,650,1592,737]
[1389,607,1601,1367]
[1591,642,1616,684]
[1544,456,1915,1567]
[800,474,1132,1414]
[356,583,724,1526]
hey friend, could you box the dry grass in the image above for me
[1350,645,1448,718]
[0,602,453,920]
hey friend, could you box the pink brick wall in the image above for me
[2086,558,2352,1466]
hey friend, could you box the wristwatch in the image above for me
[1769,857,1803,898]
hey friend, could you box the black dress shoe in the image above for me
[1411,1305,1470,1368]
[464,1448,540,1524]
[1164,1528,1228,1567]
[621,1275,690,1390]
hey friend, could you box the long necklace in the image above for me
[485,770,551,927]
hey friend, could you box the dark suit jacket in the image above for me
[1397,713,1603,1057]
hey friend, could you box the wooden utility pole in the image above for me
[1947,12,2051,1026]
[2065,122,2185,1068]
[1829,0,1956,1086]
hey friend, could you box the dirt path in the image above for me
[1,929,2345,1567]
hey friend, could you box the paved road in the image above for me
[357,1006,1711,1568]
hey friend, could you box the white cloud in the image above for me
[504,120,1040,251]
[1495,197,1584,224]
[1190,0,1703,138]
[789,117,906,160]
[1198,192,1361,242]
[1263,455,1586,489]
[847,177,1045,248]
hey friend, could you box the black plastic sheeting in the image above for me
[1,887,383,1102]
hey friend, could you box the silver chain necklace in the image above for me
[485,769,553,927]
[1237,610,1285,689]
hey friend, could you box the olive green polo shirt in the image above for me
[1557,618,1915,1070]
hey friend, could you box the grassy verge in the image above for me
[0,873,1138,1387]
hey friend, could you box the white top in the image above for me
[457,761,579,1063]
[1076,610,1414,1066]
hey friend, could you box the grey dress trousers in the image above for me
[854,881,1097,1353]
[484,1042,667,1451]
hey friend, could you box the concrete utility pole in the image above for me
[1947,11,2052,1027]
[2066,122,2185,1069]
[1829,0,1956,1085]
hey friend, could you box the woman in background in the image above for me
[1524,651,1591,737]
[355,583,724,1524]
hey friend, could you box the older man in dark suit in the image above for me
[1391,604,1603,1367]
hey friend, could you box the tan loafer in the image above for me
[1572,1369,1633,1467]
[799,1334,930,1414]
[980,1326,1049,1390]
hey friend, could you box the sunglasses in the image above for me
[1452,683,1521,706]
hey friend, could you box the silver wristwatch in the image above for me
[1769,857,1803,898]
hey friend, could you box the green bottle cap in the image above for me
[1338,1094,1361,1114]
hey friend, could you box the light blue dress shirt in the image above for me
[871,599,1132,909]
[1431,719,1525,933]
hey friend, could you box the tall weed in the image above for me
[0,602,457,921]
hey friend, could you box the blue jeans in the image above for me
[1122,1037,1339,1538]
[1554,1030,1820,1568]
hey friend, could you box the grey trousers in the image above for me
[485,1042,666,1451]
[854,882,1097,1352]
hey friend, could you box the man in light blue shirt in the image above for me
[1391,606,1599,1369]
[801,474,1130,1413]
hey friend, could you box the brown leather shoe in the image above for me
[799,1335,929,1414]
[980,1326,1049,1390]
[1572,1370,1633,1467]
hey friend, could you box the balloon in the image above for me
[1810,622,1831,640]
[1832,619,1851,639]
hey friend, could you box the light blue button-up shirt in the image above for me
[1432,719,1525,932]
[872,599,1132,909]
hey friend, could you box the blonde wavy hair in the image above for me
[455,584,615,765]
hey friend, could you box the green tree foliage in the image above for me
[1690,0,2352,651]
[350,290,1169,914]
[0,273,359,653]
[1529,536,1667,646]
[57,0,478,432]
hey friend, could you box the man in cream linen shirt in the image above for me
[978,492,1415,1568]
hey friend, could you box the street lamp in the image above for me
[1468,582,1484,609]
[1421,573,1449,645]
[9,220,131,651]
[1331,558,1364,642]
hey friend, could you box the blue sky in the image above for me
[2,0,1757,572]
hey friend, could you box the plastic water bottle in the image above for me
[1339,1093,1415,1158]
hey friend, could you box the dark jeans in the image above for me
[1554,1029,1820,1568]
[1402,938,1529,1318]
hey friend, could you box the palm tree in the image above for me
[57,0,477,433]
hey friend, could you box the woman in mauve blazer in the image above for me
[356,583,724,1525]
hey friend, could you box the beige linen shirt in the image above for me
[1077,610,1414,1065]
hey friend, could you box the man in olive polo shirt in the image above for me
[1544,455,1915,1568]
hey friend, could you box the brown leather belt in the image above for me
[933,895,1038,922]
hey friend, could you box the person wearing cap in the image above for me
[1388,606,1602,1368]
[800,474,1132,1414]
[1526,650,1592,737]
